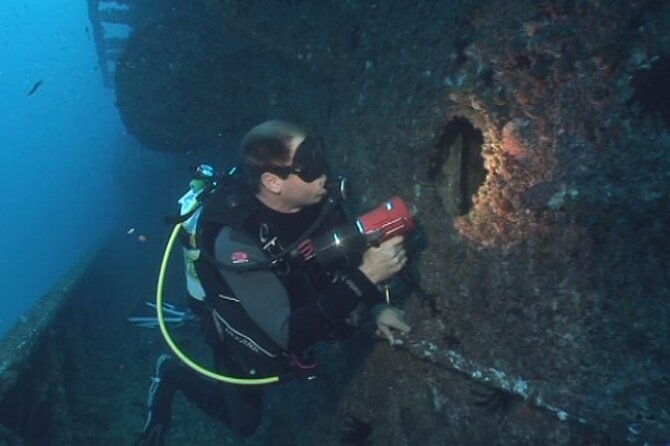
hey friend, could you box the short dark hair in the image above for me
[240,120,307,191]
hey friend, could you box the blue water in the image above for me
[0,1,123,336]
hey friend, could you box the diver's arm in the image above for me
[220,264,382,353]
[287,266,385,351]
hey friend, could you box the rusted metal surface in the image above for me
[0,263,88,396]
[0,255,96,445]
[190,1,670,444]
[8,1,669,444]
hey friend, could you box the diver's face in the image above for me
[279,135,328,209]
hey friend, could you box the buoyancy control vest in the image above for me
[177,185,206,301]
[193,179,346,377]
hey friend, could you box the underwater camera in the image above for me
[294,196,416,265]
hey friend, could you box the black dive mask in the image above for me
[266,136,328,183]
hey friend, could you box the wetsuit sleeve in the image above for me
[286,267,383,352]
[214,228,383,353]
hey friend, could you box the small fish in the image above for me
[27,80,43,96]
[138,234,148,242]
[126,228,135,235]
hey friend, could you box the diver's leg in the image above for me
[174,372,264,437]
[135,354,179,446]
[220,381,264,437]
[137,353,264,441]
[173,342,265,437]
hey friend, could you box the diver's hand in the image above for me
[359,236,407,284]
[371,304,411,346]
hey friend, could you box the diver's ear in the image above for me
[260,172,283,194]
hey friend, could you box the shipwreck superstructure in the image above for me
[2,1,669,444]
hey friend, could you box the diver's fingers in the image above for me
[377,326,395,346]
[380,235,405,249]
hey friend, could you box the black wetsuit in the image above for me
[152,183,384,438]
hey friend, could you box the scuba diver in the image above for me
[135,120,411,445]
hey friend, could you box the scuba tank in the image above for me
[176,164,223,301]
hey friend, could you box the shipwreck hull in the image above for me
[3,0,669,445]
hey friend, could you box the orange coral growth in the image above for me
[502,120,528,159]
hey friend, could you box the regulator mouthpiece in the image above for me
[326,176,350,203]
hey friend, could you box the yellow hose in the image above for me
[156,224,280,385]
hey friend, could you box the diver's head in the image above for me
[241,120,329,212]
